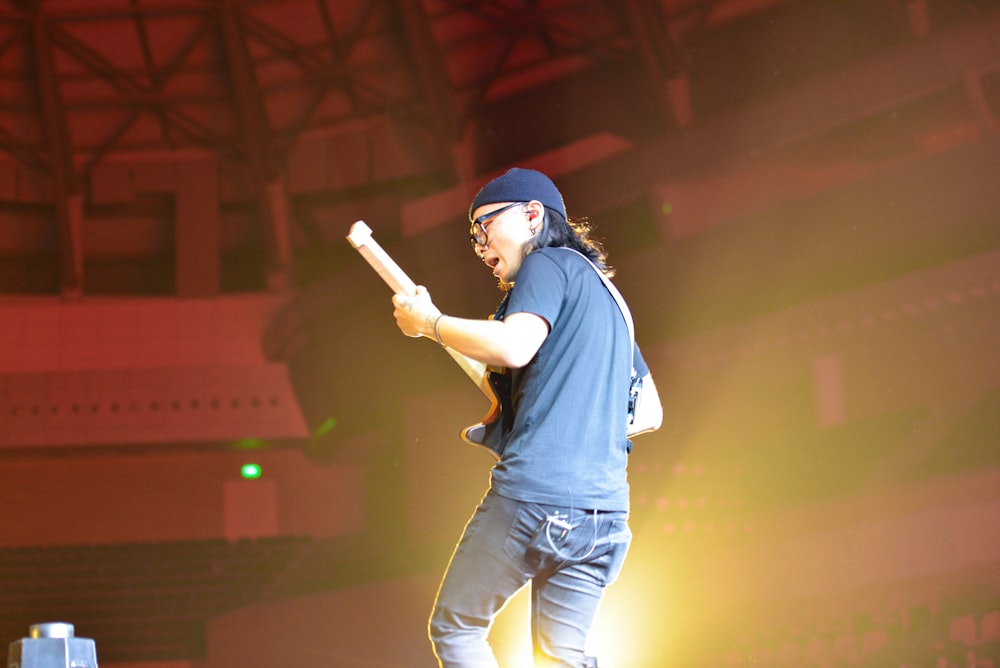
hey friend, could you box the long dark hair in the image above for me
[497,206,614,292]
[528,208,614,277]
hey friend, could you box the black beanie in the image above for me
[469,168,567,221]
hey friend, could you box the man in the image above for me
[391,167,662,667]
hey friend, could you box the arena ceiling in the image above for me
[0,0,996,298]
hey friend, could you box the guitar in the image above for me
[347,221,512,459]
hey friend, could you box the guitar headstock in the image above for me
[347,220,374,249]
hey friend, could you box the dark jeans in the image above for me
[429,489,631,667]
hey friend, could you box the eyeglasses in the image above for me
[469,202,526,250]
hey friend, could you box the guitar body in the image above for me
[460,369,514,460]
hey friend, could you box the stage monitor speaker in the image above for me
[7,622,97,668]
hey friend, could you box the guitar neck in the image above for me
[346,221,417,296]
[347,220,491,395]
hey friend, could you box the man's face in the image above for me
[469,201,534,283]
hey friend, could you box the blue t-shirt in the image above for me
[489,247,648,512]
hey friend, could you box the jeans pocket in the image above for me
[501,501,548,566]
[597,517,632,586]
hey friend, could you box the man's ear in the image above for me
[526,200,543,220]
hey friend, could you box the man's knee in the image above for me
[428,603,482,655]
[428,603,451,647]
[429,603,499,667]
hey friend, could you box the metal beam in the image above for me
[219,0,291,290]
[49,21,246,162]
[394,1,462,145]
[131,0,174,146]
[26,6,82,298]
[621,0,693,128]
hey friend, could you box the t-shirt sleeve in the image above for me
[504,251,566,328]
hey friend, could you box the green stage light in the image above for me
[240,463,262,479]
[314,416,337,437]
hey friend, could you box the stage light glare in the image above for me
[240,462,262,479]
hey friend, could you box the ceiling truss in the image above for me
[0,0,995,297]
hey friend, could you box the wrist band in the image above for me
[433,314,445,346]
